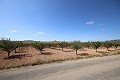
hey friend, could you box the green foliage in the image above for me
[45,42,52,48]
[0,38,14,57]
[59,41,68,51]
[103,41,112,50]
[12,41,23,52]
[18,41,24,49]
[32,42,46,54]
[112,41,120,49]
[92,41,102,52]
[84,41,91,49]
[51,42,58,49]
[72,41,82,54]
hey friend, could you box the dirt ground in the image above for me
[0,46,120,69]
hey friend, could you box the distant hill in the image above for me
[23,40,34,42]
[111,39,120,41]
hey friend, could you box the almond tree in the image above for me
[13,41,19,53]
[46,42,52,48]
[103,41,112,51]
[32,42,45,54]
[84,41,91,49]
[112,41,120,50]
[51,42,58,49]
[59,41,67,51]
[92,41,102,52]
[12,41,23,53]
[72,41,82,55]
[0,38,15,57]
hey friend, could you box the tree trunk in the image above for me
[15,48,17,53]
[88,46,89,49]
[8,51,10,57]
[76,50,77,55]
[107,47,109,51]
[115,47,117,50]
[62,47,63,51]
[19,47,20,50]
[96,49,97,52]
[40,50,43,54]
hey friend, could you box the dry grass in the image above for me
[0,46,120,70]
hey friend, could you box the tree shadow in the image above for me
[40,52,55,55]
[63,50,73,52]
[97,51,110,53]
[77,53,89,56]
[108,50,116,52]
[116,48,120,50]
[4,54,32,60]
[55,48,61,50]
[101,53,109,56]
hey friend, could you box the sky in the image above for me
[0,0,120,41]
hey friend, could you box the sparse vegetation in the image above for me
[0,38,120,70]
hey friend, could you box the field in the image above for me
[0,46,120,70]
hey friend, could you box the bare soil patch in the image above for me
[0,46,119,70]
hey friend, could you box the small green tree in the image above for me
[17,41,23,50]
[84,41,91,49]
[0,38,14,57]
[112,41,120,50]
[32,42,45,54]
[64,42,69,48]
[59,41,67,51]
[51,43,58,49]
[72,41,82,55]
[103,41,112,51]
[12,41,19,53]
[46,42,52,48]
[92,41,102,52]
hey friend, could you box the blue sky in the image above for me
[0,0,120,41]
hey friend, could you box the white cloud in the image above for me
[86,21,95,24]
[10,30,18,33]
[101,29,105,31]
[38,32,45,35]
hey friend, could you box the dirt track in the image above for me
[0,55,120,80]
